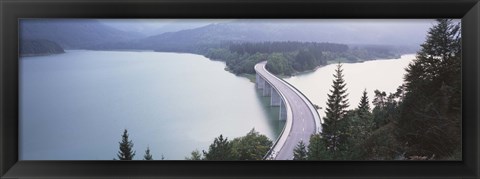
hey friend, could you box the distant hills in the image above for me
[20,19,145,49]
[20,19,432,54]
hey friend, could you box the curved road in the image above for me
[255,61,320,160]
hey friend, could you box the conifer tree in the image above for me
[398,19,461,158]
[203,135,234,160]
[358,89,370,113]
[143,147,153,160]
[322,63,349,159]
[117,129,136,160]
[293,140,308,160]
[185,150,203,160]
[307,134,330,160]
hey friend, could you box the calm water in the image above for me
[284,54,416,119]
[20,50,283,160]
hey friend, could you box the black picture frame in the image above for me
[1,0,479,178]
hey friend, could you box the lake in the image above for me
[284,54,416,119]
[20,50,284,160]
[20,51,414,160]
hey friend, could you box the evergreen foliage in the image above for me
[117,129,136,160]
[230,129,273,160]
[396,19,461,158]
[143,147,153,160]
[185,150,203,160]
[321,63,350,159]
[306,134,330,160]
[358,89,370,113]
[202,135,234,160]
[293,140,308,160]
[200,129,272,160]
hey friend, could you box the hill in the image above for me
[20,39,65,57]
[20,19,145,49]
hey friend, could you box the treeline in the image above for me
[115,129,164,160]
[185,129,272,160]
[115,128,272,160]
[204,42,341,75]
[293,19,461,160]
[204,41,403,76]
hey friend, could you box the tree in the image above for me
[397,19,461,159]
[293,140,308,160]
[203,134,234,160]
[185,149,203,160]
[307,134,330,160]
[230,129,273,160]
[117,129,135,160]
[358,89,370,113]
[143,147,153,160]
[321,63,349,159]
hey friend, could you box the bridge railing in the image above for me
[276,77,322,134]
[256,61,322,160]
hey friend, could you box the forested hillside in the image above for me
[297,19,461,160]
[20,19,145,49]
[20,39,65,56]
[203,41,403,76]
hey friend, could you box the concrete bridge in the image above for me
[255,61,321,160]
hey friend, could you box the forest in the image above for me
[203,41,402,76]
[293,19,461,160]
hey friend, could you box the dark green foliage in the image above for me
[201,129,272,160]
[293,140,308,160]
[293,49,317,72]
[228,41,348,55]
[185,150,203,160]
[362,122,403,160]
[117,129,136,160]
[321,63,350,159]
[358,89,370,113]
[230,129,273,160]
[372,89,402,129]
[306,134,331,160]
[396,19,461,159]
[20,39,65,56]
[265,53,294,75]
[202,135,234,160]
[143,147,153,160]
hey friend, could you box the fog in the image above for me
[99,19,440,46]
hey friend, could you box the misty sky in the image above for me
[99,19,455,46]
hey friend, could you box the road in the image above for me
[255,61,320,160]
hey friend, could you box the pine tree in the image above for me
[307,133,330,160]
[358,89,370,113]
[143,147,153,160]
[203,135,234,160]
[117,129,135,160]
[321,63,349,159]
[185,149,203,160]
[398,19,461,158]
[293,140,307,160]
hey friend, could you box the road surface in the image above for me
[255,61,320,160]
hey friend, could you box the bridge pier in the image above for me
[256,74,265,89]
[271,89,281,106]
[263,83,272,96]
[257,73,286,121]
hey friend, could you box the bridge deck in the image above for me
[255,61,320,160]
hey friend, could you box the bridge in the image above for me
[255,61,321,160]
